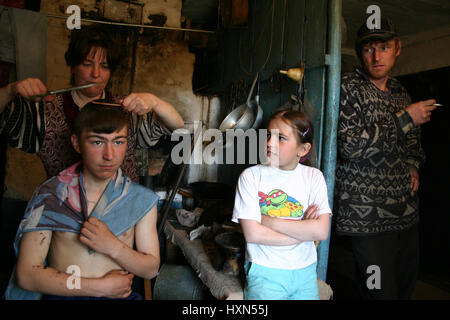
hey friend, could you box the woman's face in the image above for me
[71,46,111,99]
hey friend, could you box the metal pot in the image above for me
[218,103,255,131]
[219,73,262,132]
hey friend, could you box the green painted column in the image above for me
[316,0,342,282]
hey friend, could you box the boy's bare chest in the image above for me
[48,228,134,277]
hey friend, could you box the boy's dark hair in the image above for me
[65,24,121,75]
[269,110,314,165]
[74,102,129,138]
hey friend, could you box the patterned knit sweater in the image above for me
[334,67,425,235]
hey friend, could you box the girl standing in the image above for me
[232,110,331,300]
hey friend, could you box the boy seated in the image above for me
[5,103,160,299]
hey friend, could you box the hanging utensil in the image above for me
[279,67,304,83]
[218,73,259,132]
[245,72,258,105]
[251,73,263,129]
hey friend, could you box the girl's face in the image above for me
[266,117,310,170]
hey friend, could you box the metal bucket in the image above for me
[153,264,207,300]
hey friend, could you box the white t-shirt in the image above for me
[232,163,331,270]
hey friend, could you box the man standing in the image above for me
[334,19,436,299]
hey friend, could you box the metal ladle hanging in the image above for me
[219,73,259,132]
[250,73,263,129]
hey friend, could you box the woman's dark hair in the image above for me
[74,101,129,138]
[65,24,121,74]
[269,110,314,164]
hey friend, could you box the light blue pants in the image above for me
[243,261,319,300]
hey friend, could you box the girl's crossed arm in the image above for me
[261,209,330,242]
[239,218,301,246]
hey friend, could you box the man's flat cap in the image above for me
[356,18,397,46]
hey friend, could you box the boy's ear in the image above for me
[71,134,81,154]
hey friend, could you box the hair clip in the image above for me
[301,127,309,137]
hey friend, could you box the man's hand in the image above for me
[79,217,120,256]
[406,99,436,126]
[99,270,134,299]
[410,166,419,192]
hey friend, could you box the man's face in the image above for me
[71,126,128,183]
[71,46,111,98]
[360,39,401,81]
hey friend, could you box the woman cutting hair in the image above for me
[0,24,183,181]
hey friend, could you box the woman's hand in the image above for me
[121,93,157,115]
[121,92,184,130]
[8,78,54,102]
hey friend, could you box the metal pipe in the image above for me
[317,0,342,282]
[46,13,216,34]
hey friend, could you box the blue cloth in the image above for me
[4,163,159,300]
[243,261,319,300]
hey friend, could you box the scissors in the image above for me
[29,83,98,99]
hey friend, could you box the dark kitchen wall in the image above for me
[213,0,328,186]
[398,67,450,282]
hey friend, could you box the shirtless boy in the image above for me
[5,103,160,300]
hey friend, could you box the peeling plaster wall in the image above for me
[3,147,47,201]
[142,0,182,27]
[4,0,216,201]
[133,38,200,122]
